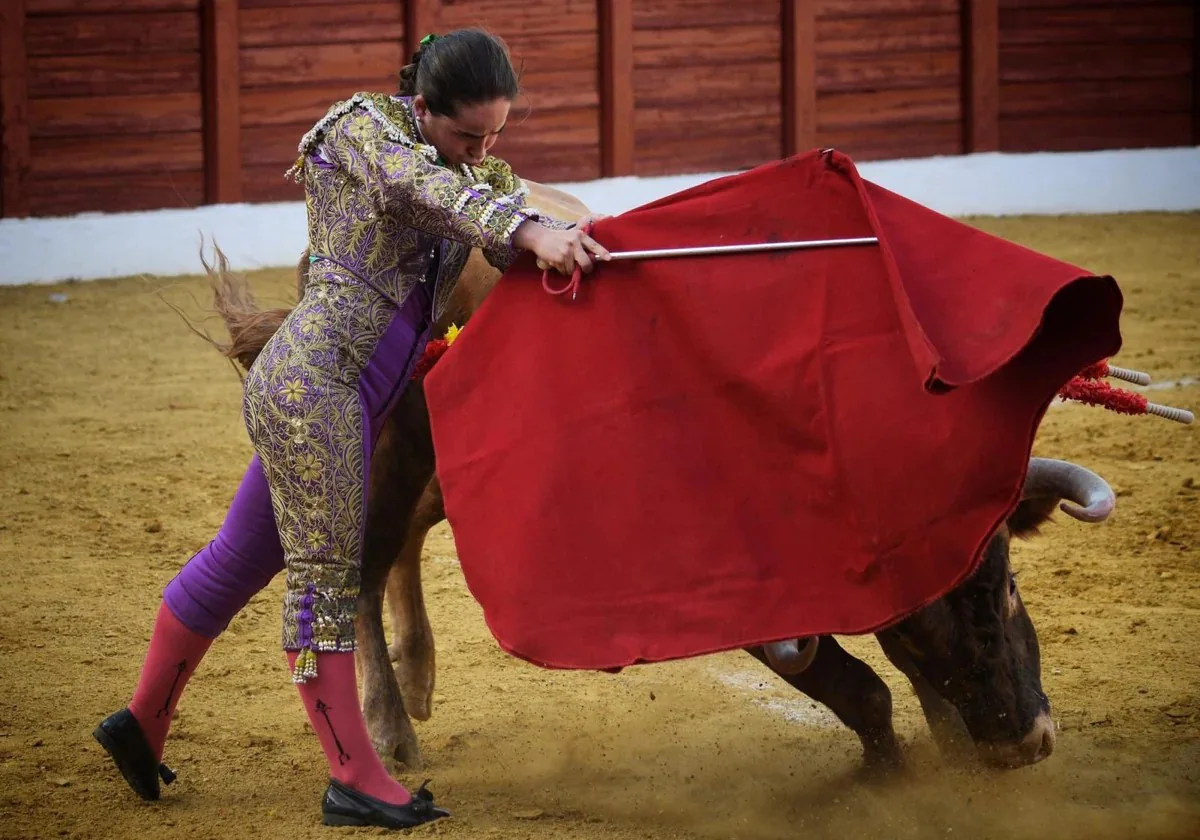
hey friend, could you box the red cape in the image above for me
[424,150,1123,670]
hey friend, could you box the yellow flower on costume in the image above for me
[347,114,374,141]
[444,323,461,345]
[305,530,328,551]
[281,378,309,404]
[296,453,323,482]
[300,312,326,335]
[381,151,407,177]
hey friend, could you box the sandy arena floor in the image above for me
[1,212,1197,840]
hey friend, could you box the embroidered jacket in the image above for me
[286,92,570,320]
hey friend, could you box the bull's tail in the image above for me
[199,242,305,372]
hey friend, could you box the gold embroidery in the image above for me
[242,268,398,678]
[246,93,575,679]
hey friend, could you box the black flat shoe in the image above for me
[322,779,450,829]
[92,708,177,802]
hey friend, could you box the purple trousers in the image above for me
[163,281,432,640]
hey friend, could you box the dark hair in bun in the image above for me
[397,28,520,117]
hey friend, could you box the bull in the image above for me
[200,181,1115,775]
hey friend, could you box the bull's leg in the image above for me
[384,478,445,722]
[875,632,974,762]
[355,584,422,770]
[356,395,438,770]
[746,636,903,770]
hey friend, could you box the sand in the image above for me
[1,212,1197,840]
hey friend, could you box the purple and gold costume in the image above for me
[162,93,569,682]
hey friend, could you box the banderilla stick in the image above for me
[1105,364,1152,387]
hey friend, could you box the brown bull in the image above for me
[202,181,1115,774]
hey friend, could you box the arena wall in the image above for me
[2,0,1196,219]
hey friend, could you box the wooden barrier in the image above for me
[237,0,407,203]
[816,0,965,161]
[997,0,1194,152]
[13,0,206,217]
[0,0,1195,218]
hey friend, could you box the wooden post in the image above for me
[203,0,242,204]
[599,0,633,177]
[0,0,30,218]
[782,0,816,158]
[962,0,999,152]
[406,0,443,65]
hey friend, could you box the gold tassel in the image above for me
[292,647,318,684]
[284,155,305,183]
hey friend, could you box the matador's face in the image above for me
[413,95,511,168]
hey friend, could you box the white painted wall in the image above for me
[2,146,1198,286]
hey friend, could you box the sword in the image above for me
[607,236,879,261]
[539,235,880,298]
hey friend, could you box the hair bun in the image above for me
[397,36,429,93]
[395,28,520,111]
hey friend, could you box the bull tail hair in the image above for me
[196,240,298,373]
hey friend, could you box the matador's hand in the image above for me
[516,221,611,276]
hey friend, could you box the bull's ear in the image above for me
[1007,496,1060,539]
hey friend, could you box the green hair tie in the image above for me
[420,33,438,46]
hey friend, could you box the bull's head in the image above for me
[876,457,1115,769]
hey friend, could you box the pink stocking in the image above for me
[127,603,214,761]
[287,650,413,805]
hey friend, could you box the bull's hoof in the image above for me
[363,669,426,768]
[394,663,434,722]
[388,637,436,723]
[857,733,906,779]
[402,694,432,723]
[370,723,424,771]
[375,736,424,771]
[857,743,907,784]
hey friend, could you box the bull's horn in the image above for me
[764,637,819,675]
[1023,457,1116,523]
